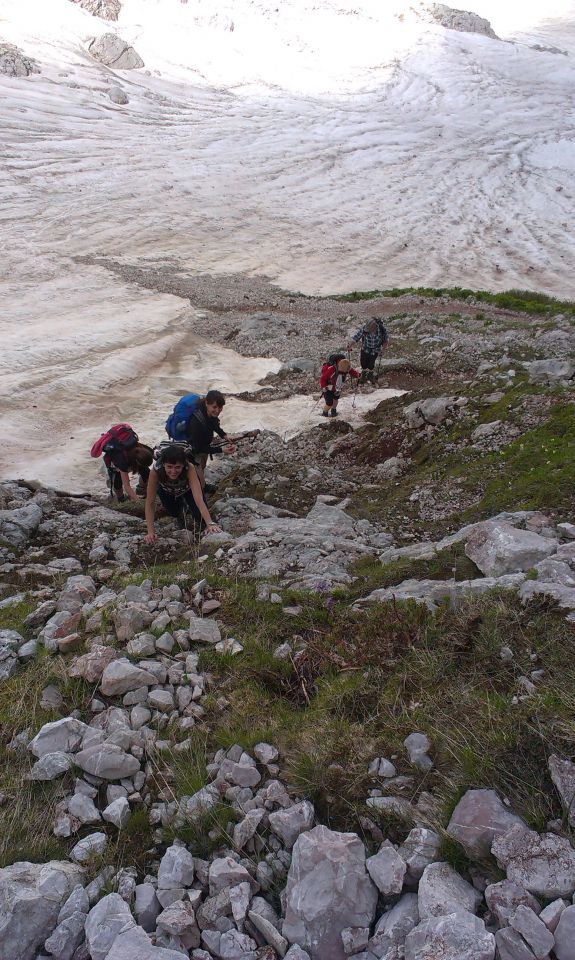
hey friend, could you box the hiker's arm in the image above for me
[349,329,363,345]
[144,471,158,542]
[187,465,222,533]
[350,368,361,379]
[214,422,227,440]
[120,471,138,501]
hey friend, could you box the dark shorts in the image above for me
[106,464,149,493]
[360,350,378,370]
[158,487,202,524]
[323,389,340,407]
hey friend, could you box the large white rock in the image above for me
[525,359,574,384]
[418,862,482,919]
[105,922,188,958]
[0,860,83,960]
[398,828,442,883]
[85,892,135,960]
[492,825,575,899]
[464,521,557,577]
[74,742,140,779]
[366,840,406,897]
[446,789,526,860]
[0,502,43,544]
[29,751,73,780]
[283,825,378,959]
[158,844,195,890]
[69,832,107,864]
[549,755,575,828]
[103,796,131,828]
[369,892,419,956]
[554,904,575,960]
[269,800,315,849]
[87,33,144,69]
[29,718,89,758]
[100,658,157,695]
[209,857,255,896]
[405,911,495,959]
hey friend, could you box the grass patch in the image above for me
[334,286,575,317]
[347,544,480,600]
[0,596,36,635]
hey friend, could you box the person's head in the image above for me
[337,359,351,374]
[127,444,153,472]
[159,444,186,479]
[205,389,225,418]
[367,318,379,333]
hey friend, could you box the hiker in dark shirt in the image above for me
[104,444,153,503]
[348,317,389,383]
[186,390,236,493]
[145,444,222,542]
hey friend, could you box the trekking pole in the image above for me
[352,374,359,409]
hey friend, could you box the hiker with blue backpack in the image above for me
[348,317,389,383]
[90,424,153,502]
[165,390,236,494]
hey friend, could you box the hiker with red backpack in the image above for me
[165,390,236,494]
[90,425,153,502]
[144,443,222,542]
[320,355,360,417]
[348,317,389,383]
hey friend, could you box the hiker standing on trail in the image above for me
[165,390,236,495]
[320,356,360,418]
[145,443,222,542]
[90,424,153,502]
[348,317,389,383]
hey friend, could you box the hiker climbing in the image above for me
[144,442,222,542]
[90,424,153,502]
[348,317,389,383]
[165,390,236,495]
[319,354,360,418]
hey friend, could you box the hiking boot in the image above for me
[204,482,217,495]
[135,482,147,497]
[321,410,330,417]
[116,492,126,503]
[330,409,338,417]
[360,370,368,384]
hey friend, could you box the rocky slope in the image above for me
[1,289,575,960]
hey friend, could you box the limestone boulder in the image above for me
[74,742,140,779]
[366,840,406,897]
[464,521,557,576]
[68,644,120,682]
[554,905,575,960]
[525,359,574,384]
[484,879,541,927]
[405,911,495,960]
[446,789,526,860]
[69,832,107,864]
[492,824,575,899]
[29,717,89,758]
[427,4,498,39]
[398,828,442,883]
[0,501,42,543]
[85,893,135,960]
[418,862,482,919]
[369,892,419,956]
[29,750,73,780]
[104,923,186,958]
[269,800,315,849]
[0,860,84,960]
[283,825,378,959]
[88,33,144,69]
[158,844,195,890]
[549,755,575,828]
[71,0,122,20]
[100,658,157,695]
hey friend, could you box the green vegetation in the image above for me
[335,286,575,317]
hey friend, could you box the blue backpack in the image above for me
[165,393,201,440]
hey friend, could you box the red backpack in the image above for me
[90,424,138,459]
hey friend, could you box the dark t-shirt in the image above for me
[187,405,226,453]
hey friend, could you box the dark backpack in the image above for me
[154,440,195,464]
[90,423,138,459]
[326,352,347,367]
[165,393,202,440]
[375,319,389,344]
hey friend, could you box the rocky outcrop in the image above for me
[0,42,40,77]
[446,789,526,859]
[71,0,121,19]
[283,825,378,959]
[0,860,84,960]
[425,3,498,39]
[88,34,144,69]
[464,520,558,576]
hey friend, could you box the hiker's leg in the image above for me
[196,454,208,490]
[108,467,125,501]
[360,349,371,381]
[157,488,179,518]
[322,389,334,416]
[331,395,339,416]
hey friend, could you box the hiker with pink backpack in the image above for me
[90,424,153,502]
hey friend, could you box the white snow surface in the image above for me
[1,0,574,488]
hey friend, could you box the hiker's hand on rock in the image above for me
[205,523,222,535]
[128,490,139,502]
[223,443,236,454]
[145,531,157,543]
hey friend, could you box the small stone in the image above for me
[69,832,107,863]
